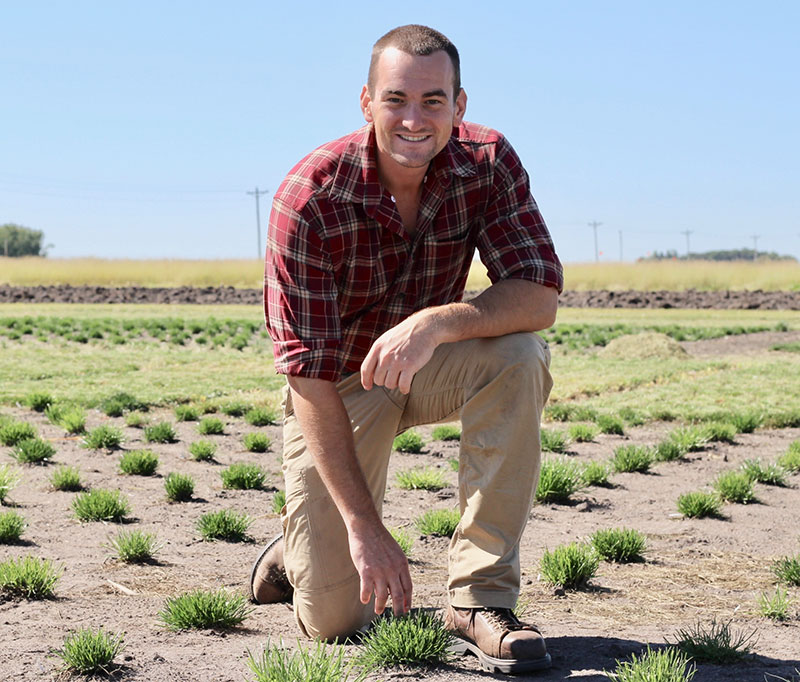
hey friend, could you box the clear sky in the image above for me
[2,1,798,263]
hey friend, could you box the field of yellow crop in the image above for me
[2,256,799,291]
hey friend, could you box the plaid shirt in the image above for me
[265,121,563,381]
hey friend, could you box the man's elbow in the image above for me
[531,284,558,331]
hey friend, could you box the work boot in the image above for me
[249,534,292,604]
[445,605,551,674]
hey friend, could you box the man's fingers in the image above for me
[360,349,377,390]
[373,579,389,615]
[399,568,413,611]
[359,576,373,605]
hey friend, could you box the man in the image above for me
[252,24,563,674]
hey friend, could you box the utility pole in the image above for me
[588,221,603,262]
[618,230,623,262]
[247,187,269,258]
[750,234,760,259]
[680,229,693,258]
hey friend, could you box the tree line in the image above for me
[639,249,797,262]
[0,224,47,257]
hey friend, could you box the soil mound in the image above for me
[598,332,689,359]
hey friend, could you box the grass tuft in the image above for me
[415,508,460,537]
[389,527,414,557]
[713,470,756,504]
[778,442,800,473]
[0,510,26,543]
[48,405,87,434]
[606,645,695,682]
[0,463,23,504]
[568,423,598,443]
[197,509,252,542]
[189,439,217,461]
[198,416,225,435]
[164,472,195,502]
[243,432,272,453]
[395,466,447,491]
[82,425,124,450]
[221,462,268,490]
[174,404,200,422]
[119,449,159,476]
[247,638,369,682]
[159,588,253,630]
[536,457,583,503]
[596,414,625,436]
[0,420,37,446]
[50,465,83,491]
[539,542,599,590]
[393,430,424,453]
[670,619,756,664]
[611,445,653,474]
[652,440,687,462]
[359,610,453,668]
[107,529,161,563]
[758,587,792,621]
[541,428,570,453]
[741,459,788,486]
[271,489,286,514]
[0,554,62,599]
[668,426,709,453]
[72,488,131,522]
[144,421,178,444]
[11,437,56,464]
[676,491,723,519]
[772,554,800,586]
[730,411,763,434]
[24,392,54,412]
[53,627,125,676]
[245,406,278,426]
[580,460,611,487]
[590,527,647,563]
[99,391,146,417]
[431,424,461,441]
[702,421,737,444]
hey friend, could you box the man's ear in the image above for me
[453,88,467,127]
[360,84,374,123]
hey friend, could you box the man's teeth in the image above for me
[399,135,428,141]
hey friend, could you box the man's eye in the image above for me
[425,100,443,106]
[387,97,402,103]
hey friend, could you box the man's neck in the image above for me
[375,154,427,200]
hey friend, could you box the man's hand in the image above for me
[360,313,437,394]
[347,521,413,615]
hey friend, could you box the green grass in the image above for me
[778,442,800,472]
[10,437,56,464]
[393,430,424,453]
[247,639,370,682]
[220,400,252,417]
[389,527,414,557]
[536,457,583,503]
[144,421,178,443]
[758,587,792,621]
[0,554,62,599]
[772,554,800,586]
[431,424,460,441]
[539,542,599,590]
[100,391,147,417]
[198,416,225,435]
[189,439,217,461]
[174,404,200,421]
[159,588,253,630]
[49,465,83,491]
[165,472,195,502]
[668,426,709,453]
[541,428,570,453]
[0,463,22,504]
[713,470,756,504]
[82,425,124,450]
[415,508,460,537]
[124,411,148,428]
[245,406,278,426]
[669,619,756,664]
[119,449,159,475]
[24,391,53,412]
[197,509,252,542]
[740,458,788,486]
[72,488,131,522]
[395,466,447,491]
[702,421,737,444]
[596,414,625,435]
[730,411,763,433]
[359,610,453,668]
[0,510,26,543]
[568,423,598,442]
[580,460,611,487]
[107,529,161,562]
[676,491,723,519]
[243,432,272,453]
[0,420,37,446]
[606,646,695,682]
[590,527,647,563]
[271,489,286,514]
[53,627,125,675]
[611,445,653,473]
[46,404,87,433]
[652,440,687,462]
[220,462,268,490]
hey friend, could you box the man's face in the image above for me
[361,48,467,180]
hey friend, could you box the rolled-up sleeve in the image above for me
[264,197,344,381]
[477,137,564,293]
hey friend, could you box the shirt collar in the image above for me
[329,124,476,206]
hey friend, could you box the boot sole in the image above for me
[249,534,290,603]
[449,636,552,674]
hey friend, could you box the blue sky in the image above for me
[2,1,798,263]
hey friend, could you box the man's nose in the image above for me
[401,104,425,131]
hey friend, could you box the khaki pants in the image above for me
[280,332,553,640]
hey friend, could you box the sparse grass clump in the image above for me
[539,542,599,589]
[107,529,161,563]
[590,527,647,563]
[568,423,598,443]
[82,425,124,450]
[670,619,756,664]
[50,465,82,491]
[778,442,800,473]
[596,414,625,436]
[740,459,788,486]
[653,440,687,462]
[772,554,800,586]
[24,392,54,412]
[247,639,369,682]
[431,424,461,441]
[359,610,453,668]
[541,429,569,453]
[0,464,23,504]
[271,489,286,514]
[389,527,414,557]
[0,555,62,599]
[144,421,178,444]
[198,416,225,435]
[668,426,709,453]
[220,401,251,417]
[606,646,695,682]
[676,491,723,519]
[100,392,145,417]
[415,508,460,537]
[702,421,737,444]
[713,470,756,504]
[393,430,424,453]
[243,432,272,453]
[197,509,252,542]
[0,510,26,543]
[0,420,37,446]
[730,411,763,434]
[395,467,447,491]
[245,406,278,426]
[47,405,87,434]
[536,457,583,503]
[11,438,56,464]
[72,488,131,522]
[159,588,253,630]
[174,404,199,422]
[611,445,653,473]
[165,472,195,502]
[221,462,267,490]
[53,627,125,675]
[189,439,217,461]
[580,460,611,487]
[759,587,792,621]
[119,449,159,476]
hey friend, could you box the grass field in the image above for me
[3,257,799,291]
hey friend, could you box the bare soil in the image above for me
[1,319,800,681]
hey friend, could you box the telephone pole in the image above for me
[247,187,269,258]
[588,221,603,262]
[680,229,693,257]
[618,230,623,262]
[750,234,760,259]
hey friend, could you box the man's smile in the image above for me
[397,134,431,142]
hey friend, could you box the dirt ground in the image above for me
[1,335,800,681]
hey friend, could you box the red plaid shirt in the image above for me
[265,121,563,381]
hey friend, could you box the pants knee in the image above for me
[293,578,374,641]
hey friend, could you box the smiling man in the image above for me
[252,24,563,674]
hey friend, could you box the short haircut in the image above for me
[368,24,461,98]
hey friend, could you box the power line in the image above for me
[750,234,760,258]
[588,221,603,262]
[680,229,694,257]
[247,187,269,259]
